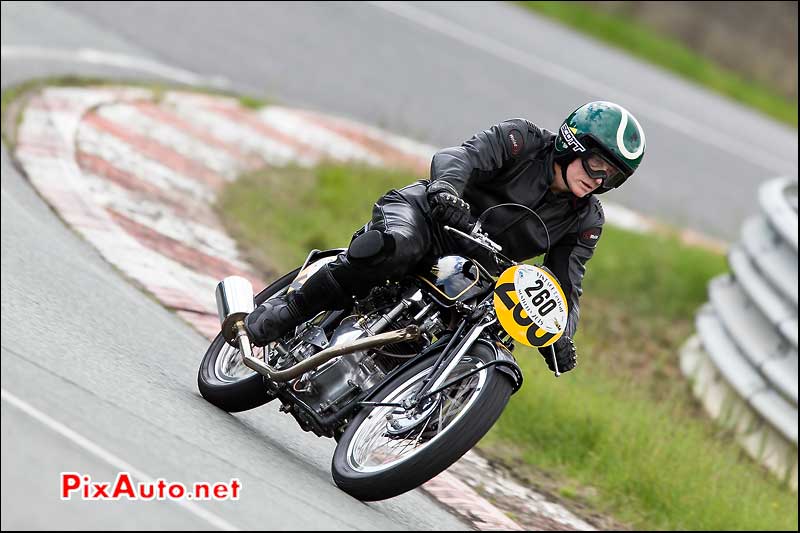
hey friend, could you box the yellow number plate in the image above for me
[493,265,568,348]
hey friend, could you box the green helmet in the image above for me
[553,101,646,193]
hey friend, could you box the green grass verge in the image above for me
[216,163,420,275]
[217,162,797,530]
[515,1,798,128]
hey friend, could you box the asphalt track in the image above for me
[52,0,800,240]
[1,1,797,530]
[1,2,466,529]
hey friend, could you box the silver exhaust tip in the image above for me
[215,276,255,345]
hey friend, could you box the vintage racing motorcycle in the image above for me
[198,204,568,501]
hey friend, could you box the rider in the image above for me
[245,101,646,374]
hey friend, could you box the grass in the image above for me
[1,75,271,112]
[217,161,797,530]
[481,360,797,530]
[515,1,798,128]
[216,163,421,275]
[1,76,271,149]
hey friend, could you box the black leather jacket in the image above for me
[428,118,605,338]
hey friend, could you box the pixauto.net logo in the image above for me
[60,472,241,501]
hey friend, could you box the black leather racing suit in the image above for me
[429,118,604,338]
[326,118,605,340]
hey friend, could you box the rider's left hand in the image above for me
[538,335,577,373]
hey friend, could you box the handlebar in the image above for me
[442,201,552,270]
[442,224,505,255]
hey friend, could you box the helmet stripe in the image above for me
[615,107,645,160]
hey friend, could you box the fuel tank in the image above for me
[416,255,493,306]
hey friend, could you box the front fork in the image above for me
[416,314,497,399]
[395,304,503,414]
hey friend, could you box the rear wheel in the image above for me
[197,268,299,412]
[331,342,512,501]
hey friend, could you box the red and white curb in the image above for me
[16,84,709,530]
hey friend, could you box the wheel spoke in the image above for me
[435,399,445,437]
[440,374,476,422]
[411,414,432,448]
[347,360,487,473]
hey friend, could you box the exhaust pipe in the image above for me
[241,325,420,382]
[215,276,421,383]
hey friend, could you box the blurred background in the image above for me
[534,1,798,104]
[2,1,798,531]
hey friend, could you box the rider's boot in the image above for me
[245,264,348,346]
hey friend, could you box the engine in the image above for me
[291,317,386,413]
[286,283,442,416]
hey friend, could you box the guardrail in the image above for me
[680,176,798,490]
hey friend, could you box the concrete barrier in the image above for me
[681,176,798,490]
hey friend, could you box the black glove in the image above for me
[538,336,577,373]
[427,183,471,231]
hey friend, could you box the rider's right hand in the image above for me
[427,184,471,231]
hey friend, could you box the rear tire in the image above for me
[197,268,299,412]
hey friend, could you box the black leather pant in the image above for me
[248,182,460,345]
[326,181,465,299]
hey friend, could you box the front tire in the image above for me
[331,342,512,501]
[197,268,299,412]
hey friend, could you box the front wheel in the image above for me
[331,342,512,501]
[197,268,299,412]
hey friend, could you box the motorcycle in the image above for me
[198,204,568,501]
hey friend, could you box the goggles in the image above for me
[580,152,628,189]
